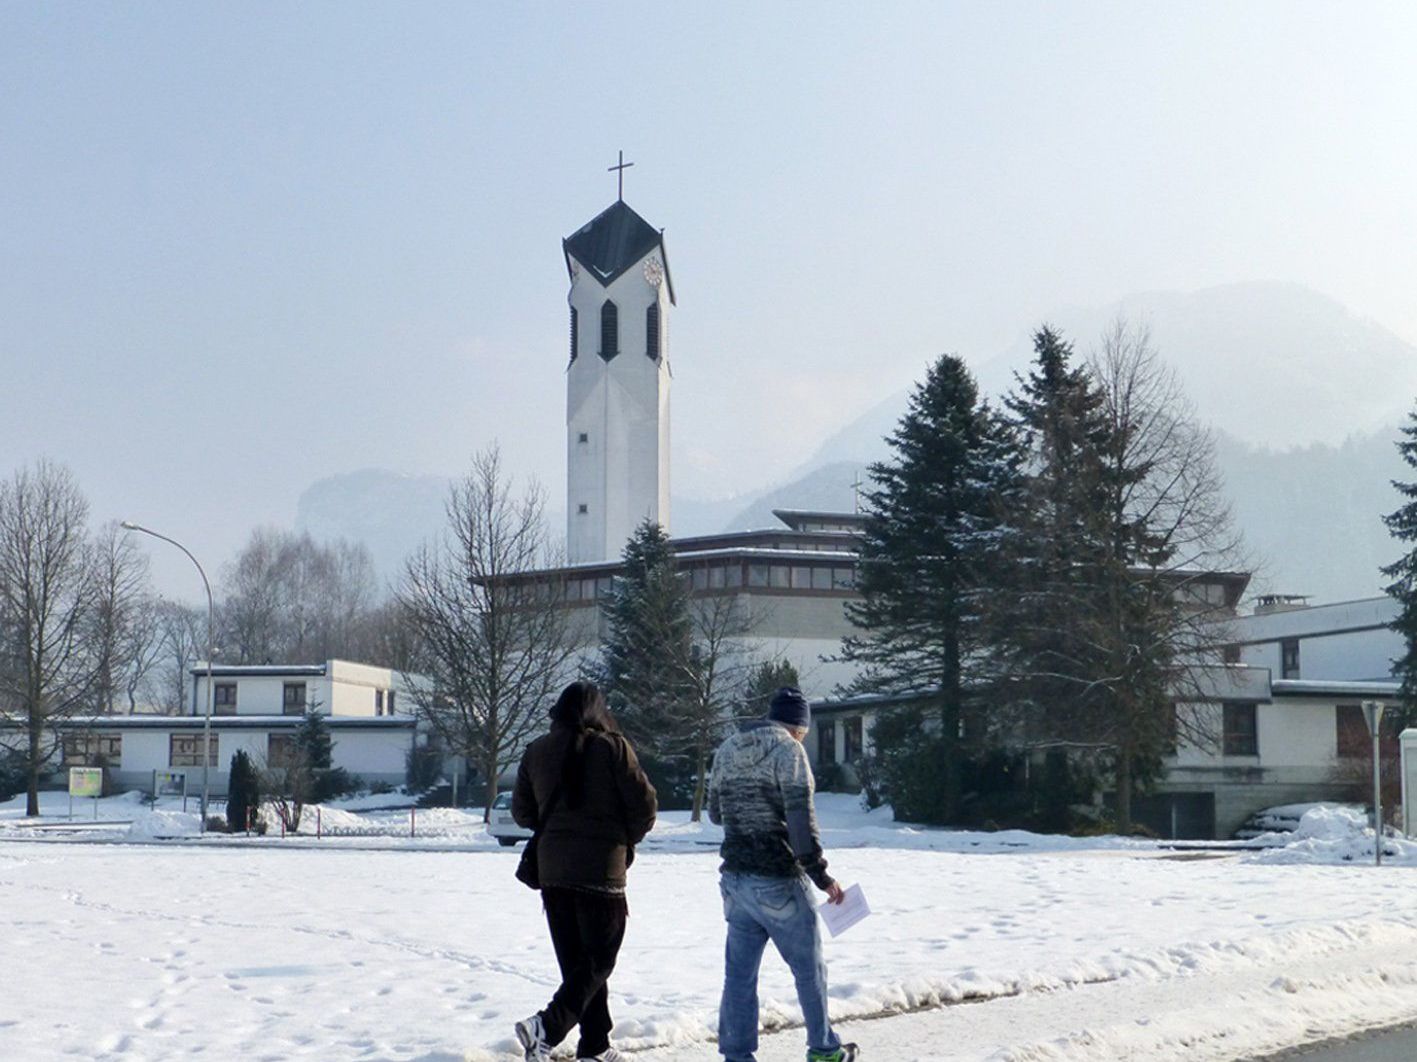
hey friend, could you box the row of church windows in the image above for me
[568,302,662,363]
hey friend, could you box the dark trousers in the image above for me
[540,887,629,1056]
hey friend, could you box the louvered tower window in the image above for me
[645,303,661,361]
[599,300,618,360]
[569,306,578,362]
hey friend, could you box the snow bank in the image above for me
[1247,804,1417,864]
[124,808,202,839]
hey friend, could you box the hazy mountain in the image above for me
[974,281,1417,449]
[1219,426,1409,604]
[295,469,450,591]
[703,283,1417,602]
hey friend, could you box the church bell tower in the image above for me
[563,163,674,565]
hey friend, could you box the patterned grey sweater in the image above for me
[707,721,834,890]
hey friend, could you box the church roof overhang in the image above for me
[563,200,675,304]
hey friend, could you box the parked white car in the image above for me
[487,791,532,846]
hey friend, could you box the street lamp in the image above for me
[120,522,216,832]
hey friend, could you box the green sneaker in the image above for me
[808,1045,859,1062]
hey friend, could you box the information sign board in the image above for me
[68,767,103,798]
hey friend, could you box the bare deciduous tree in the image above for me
[674,594,759,822]
[219,529,380,665]
[152,600,205,715]
[396,447,576,819]
[90,521,161,714]
[1086,319,1246,830]
[0,461,101,815]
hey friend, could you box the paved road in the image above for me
[1263,1022,1417,1060]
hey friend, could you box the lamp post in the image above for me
[1362,699,1385,867]
[120,522,216,832]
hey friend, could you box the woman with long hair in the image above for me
[511,679,657,1062]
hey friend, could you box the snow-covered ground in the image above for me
[4,792,1417,1061]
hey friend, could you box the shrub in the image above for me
[226,750,261,834]
[0,748,26,802]
[405,742,443,792]
[312,767,361,803]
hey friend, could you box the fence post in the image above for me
[317,806,322,840]
[410,806,416,838]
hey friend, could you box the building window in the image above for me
[376,689,385,715]
[725,564,744,588]
[1222,644,1241,664]
[283,683,306,716]
[268,734,297,770]
[170,734,217,768]
[62,733,122,768]
[843,717,863,764]
[1281,639,1300,679]
[1336,703,1398,760]
[1222,703,1258,756]
[578,432,589,444]
[388,690,396,714]
[214,683,237,715]
[578,504,588,515]
[817,720,837,765]
[748,564,769,587]
[832,568,856,590]
[769,566,790,588]
[1164,703,1179,755]
[569,305,578,362]
[645,302,661,361]
[599,300,618,360]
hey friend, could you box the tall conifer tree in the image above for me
[601,520,695,798]
[841,354,1022,822]
[997,327,1116,746]
[1382,406,1417,711]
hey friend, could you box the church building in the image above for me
[548,175,868,698]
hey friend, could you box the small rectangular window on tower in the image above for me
[578,432,589,444]
[646,303,661,360]
[577,504,588,514]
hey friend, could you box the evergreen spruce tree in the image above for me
[996,327,1117,787]
[840,353,1024,823]
[1382,406,1417,712]
[741,659,801,718]
[226,750,260,833]
[295,710,333,771]
[601,520,695,804]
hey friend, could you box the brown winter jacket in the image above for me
[511,724,658,891]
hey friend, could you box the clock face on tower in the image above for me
[643,256,664,288]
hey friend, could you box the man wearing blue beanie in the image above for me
[707,687,858,1062]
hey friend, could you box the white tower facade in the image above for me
[563,200,675,564]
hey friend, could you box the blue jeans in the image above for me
[718,871,841,1062]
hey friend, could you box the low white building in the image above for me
[57,660,425,796]
[1226,594,1403,682]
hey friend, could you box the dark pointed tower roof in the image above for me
[563,200,676,304]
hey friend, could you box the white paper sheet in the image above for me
[818,883,870,937]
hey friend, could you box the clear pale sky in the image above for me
[3,2,1415,592]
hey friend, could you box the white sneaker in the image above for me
[514,1013,552,1062]
[578,1049,625,1062]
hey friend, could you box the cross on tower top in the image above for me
[608,150,634,201]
